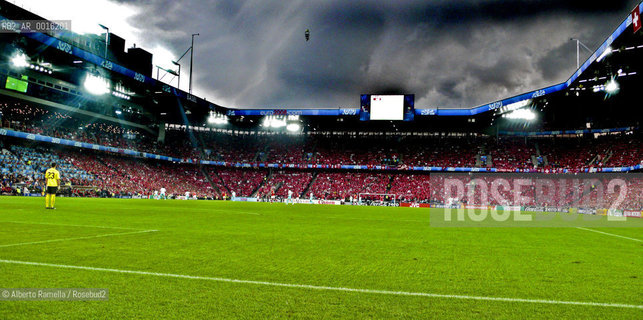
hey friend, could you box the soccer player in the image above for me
[44,162,60,209]
[309,192,313,204]
[160,187,166,200]
[287,189,293,205]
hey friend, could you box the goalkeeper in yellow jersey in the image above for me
[44,162,60,209]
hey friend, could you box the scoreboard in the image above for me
[360,94,414,121]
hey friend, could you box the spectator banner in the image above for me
[400,203,431,208]
[624,210,642,218]
[462,205,495,210]
[232,197,258,202]
[495,206,522,211]
[577,208,596,215]
[290,199,342,205]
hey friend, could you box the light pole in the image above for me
[172,60,181,89]
[189,33,199,94]
[570,38,592,70]
[99,24,109,59]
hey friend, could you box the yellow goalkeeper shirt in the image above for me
[45,168,60,187]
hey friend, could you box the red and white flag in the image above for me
[633,5,641,33]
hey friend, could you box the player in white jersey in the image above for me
[287,190,294,205]
[309,192,313,204]
[231,191,236,201]
[160,187,167,200]
[185,191,190,200]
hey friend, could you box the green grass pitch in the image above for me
[0,196,641,319]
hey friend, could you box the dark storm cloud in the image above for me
[111,0,641,108]
[405,0,635,27]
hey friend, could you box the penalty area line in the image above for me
[576,227,643,243]
[0,259,641,309]
[0,230,158,248]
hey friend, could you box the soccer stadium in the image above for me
[0,0,642,318]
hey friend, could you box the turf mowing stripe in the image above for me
[322,216,427,223]
[1,221,146,231]
[207,209,260,215]
[0,259,641,310]
[0,230,158,248]
[576,227,643,243]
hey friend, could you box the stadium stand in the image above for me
[1,100,642,208]
[255,171,314,198]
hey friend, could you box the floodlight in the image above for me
[11,53,28,68]
[605,79,619,93]
[270,118,287,128]
[84,74,110,95]
[286,123,301,132]
[504,109,536,121]
[207,112,228,125]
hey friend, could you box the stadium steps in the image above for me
[211,169,232,195]
[588,154,600,166]
[272,182,284,195]
[301,172,318,197]
[531,155,539,167]
[602,150,613,165]
[386,175,394,193]
[198,165,223,197]
[251,171,272,197]
[361,176,382,195]
[569,185,601,208]
[309,141,318,163]
[256,145,269,162]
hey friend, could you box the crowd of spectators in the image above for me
[255,171,314,198]
[1,101,642,208]
[209,168,267,197]
[3,102,641,171]
[308,173,390,201]
[1,142,215,198]
[2,139,642,210]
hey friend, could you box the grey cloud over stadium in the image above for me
[113,0,639,109]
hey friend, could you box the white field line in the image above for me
[0,230,158,248]
[0,259,641,309]
[576,227,642,243]
[1,220,146,231]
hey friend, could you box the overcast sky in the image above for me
[16,0,641,109]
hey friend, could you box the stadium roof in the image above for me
[0,0,640,132]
